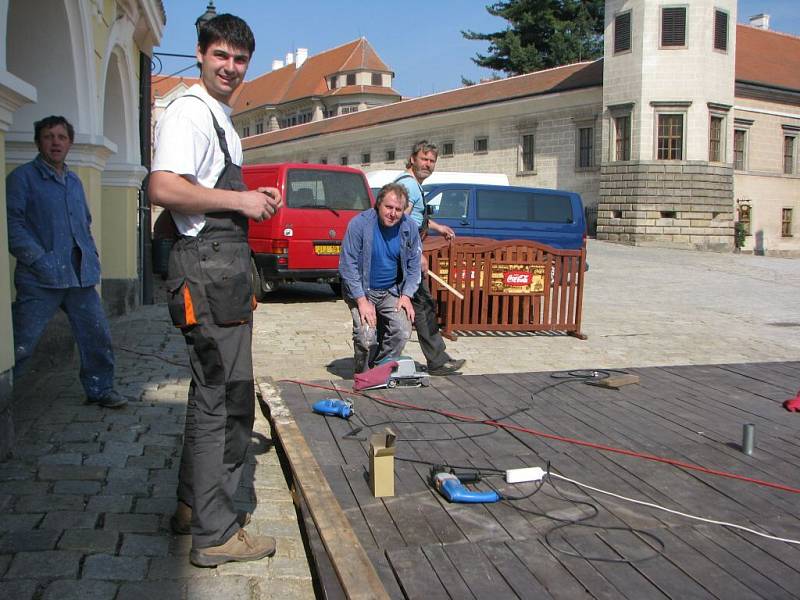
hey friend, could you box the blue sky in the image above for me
[155,1,800,98]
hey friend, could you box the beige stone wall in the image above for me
[733,97,800,256]
[244,88,604,207]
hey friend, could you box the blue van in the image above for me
[423,183,586,250]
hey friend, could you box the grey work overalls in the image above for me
[166,96,256,549]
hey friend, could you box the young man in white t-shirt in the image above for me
[148,14,282,568]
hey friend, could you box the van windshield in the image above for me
[286,169,371,211]
[476,189,573,223]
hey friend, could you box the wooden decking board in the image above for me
[383,546,451,600]
[478,541,557,599]
[270,366,800,599]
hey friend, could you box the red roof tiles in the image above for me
[736,24,800,92]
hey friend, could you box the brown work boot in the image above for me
[170,501,251,535]
[190,528,276,567]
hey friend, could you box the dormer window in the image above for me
[371,73,382,86]
[330,77,337,90]
[346,73,356,86]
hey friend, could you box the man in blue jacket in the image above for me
[6,115,127,408]
[339,183,421,373]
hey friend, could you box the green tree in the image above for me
[463,0,604,75]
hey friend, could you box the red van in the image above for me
[242,163,373,300]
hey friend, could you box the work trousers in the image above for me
[12,283,114,398]
[347,289,412,373]
[167,234,255,549]
[411,278,450,370]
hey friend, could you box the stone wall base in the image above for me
[597,161,734,252]
[102,278,139,317]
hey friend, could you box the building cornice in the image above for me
[735,81,800,105]
[0,70,37,132]
[102,162,149,188]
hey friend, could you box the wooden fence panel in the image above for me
[422,237,587,339]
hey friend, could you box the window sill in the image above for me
[575,166,599,173]
[516,170,537,176]
[473,151,488,156]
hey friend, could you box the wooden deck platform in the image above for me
[264,362,800,599]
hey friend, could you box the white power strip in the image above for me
[505,466,545,483]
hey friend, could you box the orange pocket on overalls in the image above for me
[166,278,199,329]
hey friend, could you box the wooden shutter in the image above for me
[662,7,686,47]
[614,12,631,53]
[714,10,728,51]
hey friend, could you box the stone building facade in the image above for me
[242,1,799,258]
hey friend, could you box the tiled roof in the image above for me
[232,38,398,116]
[151,75,199,101]
[242,60,603,149]
[736,24,800,92]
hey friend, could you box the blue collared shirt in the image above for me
[6,155,101,288]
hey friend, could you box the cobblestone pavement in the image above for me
[1,309,315,600]
[2,240,799,599]
[252,240,800,379]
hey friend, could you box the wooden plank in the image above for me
[479,541,556,599]
[259,378,392,600]
[420,544,478,600]
[443,542,519,599]
[384,546,451,600]
[505,539,593,599]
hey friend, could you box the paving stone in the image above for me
[86,495,133,513]
[5,550,81,579]
[137,434,177,447]
[103,514,159,533]
[0,464,35,480]
[134,497,176,515]
[60,442,102,454]
[82,554,149,581]
[150,483,178,498]
[14,494,85,513]
[0,553,11,576]
[102,414,140,426]
[148,422,184,435]
[0,529,61,553]
[185,575,253,599]
[58,529,119,553]
[116,580,184,600]
[0,481,49,495]
[38,453,83,466]
[167,534,192,556]
[119,533,170,557]
[255,576,316,600]
[266,555,312,579]
[53,480,102,495]
[97,430,138,443]
[38,464,107,481]
[126,454,166,469]
[41,579,119,600]
[102,479,148,496]
[40,511,99,530]
[0,514,43,532]
[84,453,128,468]
[0,579,37,600]
[107,467,148,481]
[247,519,302,539]
[13,443,55,458]
[144,445,176,458]
[147,555,217,579]
[103,441,143,456]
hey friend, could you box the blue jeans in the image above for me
[347,289,412,373]
[12,284,115,399]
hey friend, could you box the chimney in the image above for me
[749,13,770,30]
[285,52,294,66]
[271,59,284,71]
[296,48,308,68]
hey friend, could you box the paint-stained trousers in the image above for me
[167,233,255,549]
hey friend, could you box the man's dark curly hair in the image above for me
[34,116,75,143]
[198,13,255,56]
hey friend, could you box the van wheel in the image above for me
[251,259,267,302]
[329,282,343,297]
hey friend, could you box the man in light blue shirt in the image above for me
[6,116,127,408]
[395,140,466,376]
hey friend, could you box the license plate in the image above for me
[314,244,341,255]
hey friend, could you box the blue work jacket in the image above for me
[339,208,421,301]
[6,156,101,288]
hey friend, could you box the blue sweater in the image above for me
[339,208,421,301]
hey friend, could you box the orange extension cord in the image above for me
[281,379,800,496]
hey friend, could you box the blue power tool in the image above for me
[312,398,353,419]
[430,469,501,504]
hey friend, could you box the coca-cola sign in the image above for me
[503,271,531,286]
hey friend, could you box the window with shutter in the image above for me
[714,10,728,51]
[614,12,631,54]
[661,7,686,47]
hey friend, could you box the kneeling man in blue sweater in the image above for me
[339,183,421,373]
